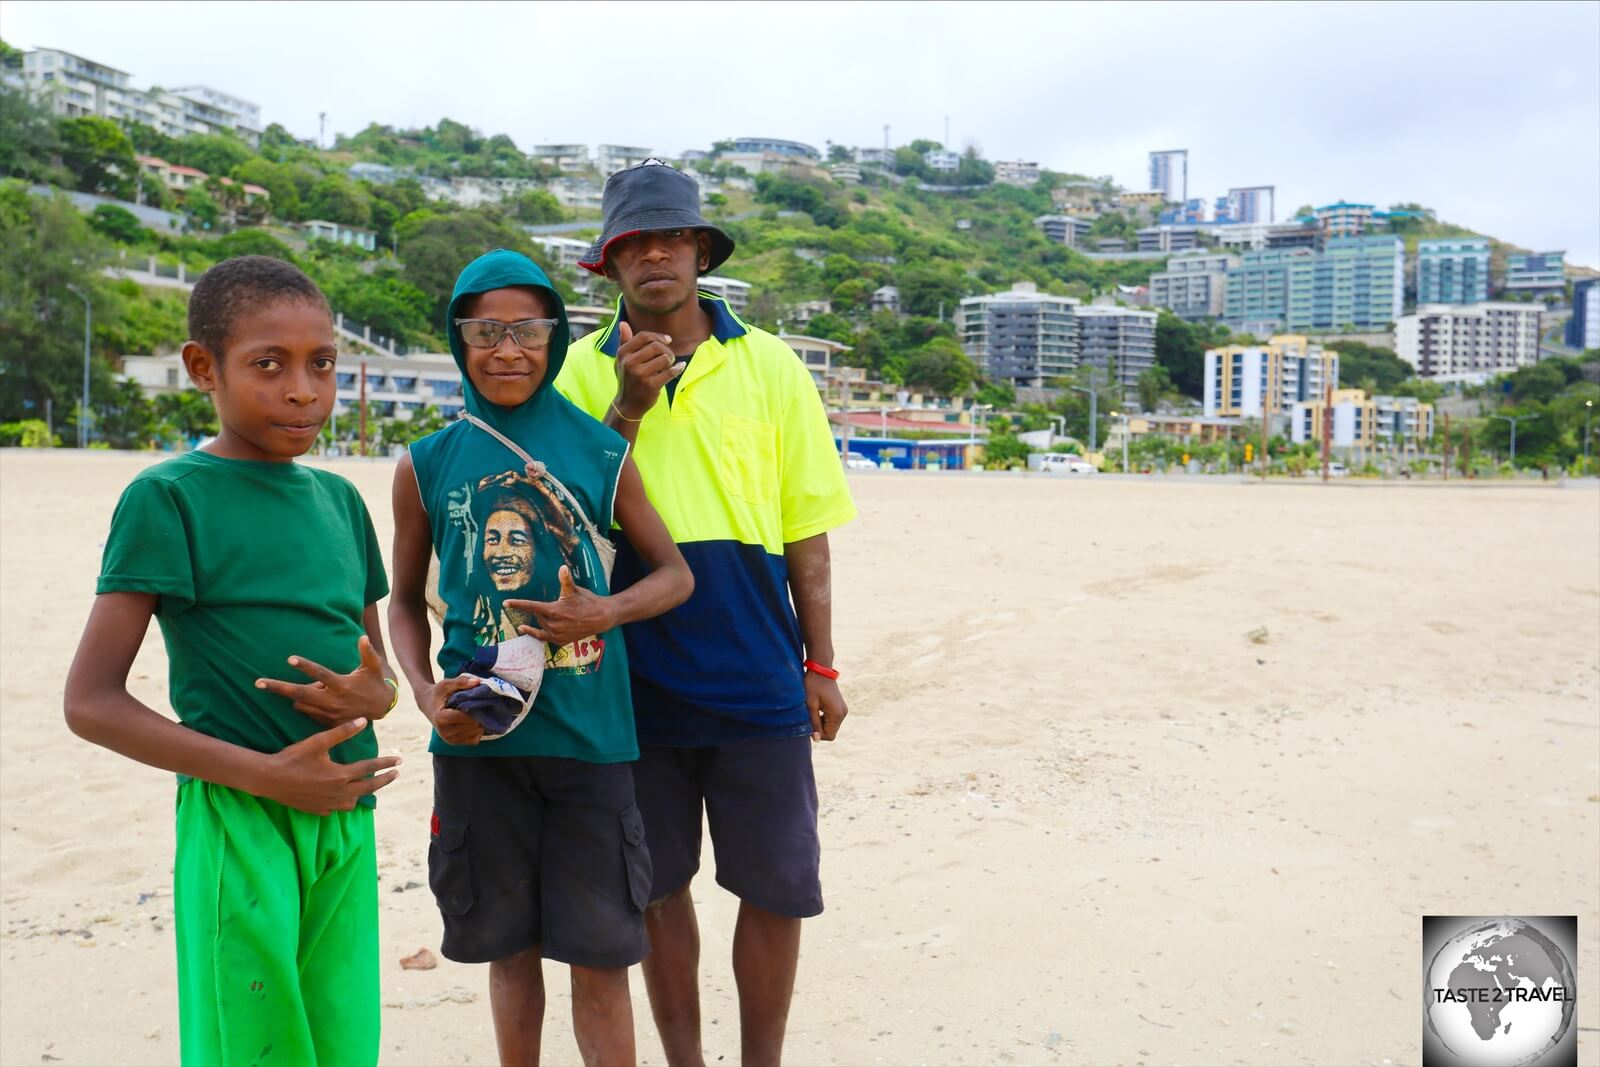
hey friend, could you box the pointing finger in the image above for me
[286,654,339,685]
[357,635,383,672]
[357,769,400,795]
[517,624,556,643]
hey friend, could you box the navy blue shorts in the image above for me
[632,736,822,919]
[429,755,652,968]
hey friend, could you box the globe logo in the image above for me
[1425,917,1577,1067]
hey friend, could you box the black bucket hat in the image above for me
[578,159,735,276]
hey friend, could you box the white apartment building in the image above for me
[302,219,378,252]
[532,236,590,272]
[1394,303,1542,382]
[1290,391,1434,449]
[530,144,591,172]
[924,149,961,172]
[22,49,261,145]
[596,145,655,175]
[994,160,1041,187]
[696,275,751,313]
[1203,335,1339,419]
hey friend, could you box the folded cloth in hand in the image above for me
[447,675,532,738]
[460,634,546,693]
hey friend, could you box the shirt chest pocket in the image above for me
[719,415,777,506]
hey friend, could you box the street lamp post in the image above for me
[1069,368,1102,454]
[1585,400,1594,467]
[1490,413,1539,468]
[64,284,91,449]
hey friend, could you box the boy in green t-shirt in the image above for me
[64,256,403,1066]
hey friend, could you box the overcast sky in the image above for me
[8,0,1598,266]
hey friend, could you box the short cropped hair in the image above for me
[187,255,331,360]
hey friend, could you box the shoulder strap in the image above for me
[461,413,603,536]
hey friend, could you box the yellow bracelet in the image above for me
[383,677,399,712]
[610,399,644,424]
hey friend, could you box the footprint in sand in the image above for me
[1409,815,1457,833]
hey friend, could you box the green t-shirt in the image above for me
[96,452,389,794]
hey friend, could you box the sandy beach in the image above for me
[1,449,1596,1067]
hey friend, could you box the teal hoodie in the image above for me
[410,249,636,762]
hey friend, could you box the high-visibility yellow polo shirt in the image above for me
[556,294,856,741]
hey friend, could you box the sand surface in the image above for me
[2,450,1597,1067]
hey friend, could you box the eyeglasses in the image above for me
[455,318,559,349]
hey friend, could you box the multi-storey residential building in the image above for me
[696,275,751,313]
[1417,238,1490,305]
[1223,186,1275,224]
[829,162,862,184]
[1211,220,1319,252]
[1313,201,1375,238]
[1224,237,1401,331]
[1503,251,1566,296]
[1149,252,1238,321]
[1073,306,1158,398]
[167,84,261,143]
[924,149,960,172]
[1291,391,1434,448]
[1158,199,1209,226]
[994,160,1041,187]
[530,144,590,172]
[1116,190,1165,213]
[870,285,901,313]
[732,137,819,160]
[1567,278,1600,351]
[957,281,1081,387]
[1136,225,1202,253]
[1285,235,1403,331]
[532,236,589,272]
[1394,303,1543,381]
[21,49,261,145]
[853,146,893,167]
[1148,149,1187,203]
[595,144,655,175]
[1034,214,1092,248]
[1203,335,1339,419]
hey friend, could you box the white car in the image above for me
[1037,453,1096,475]
[844,451,877,470]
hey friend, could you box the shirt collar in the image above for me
[597,292,749,357]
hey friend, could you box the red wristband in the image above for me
[803,659,839,680]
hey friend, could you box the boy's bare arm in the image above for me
[388,452,483,746]
[64,592,400,815]
[785,533,847,742]
[507,457,694,645]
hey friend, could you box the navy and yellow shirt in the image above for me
[556,294,856,745]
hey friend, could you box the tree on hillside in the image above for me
[1333,340,1412,393]
[306,174,372,228]
[169,133,254,179]
[1136,365,1176,413]
[211,228,297,262]
[828,144,851,164]
[0,87,65,185]
[89,203,149,245]
[0,184,117,428]
[58,116,137,198]
[1154,311,1207,398]
[232,157,302,219]
[903,337,975,397]
[400,210,527,323]
[508,188,564,225]
[898,263,967,318]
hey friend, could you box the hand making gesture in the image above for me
[260,717,402,815]
[611,320,685,420]
[507,565,617,647]
[256,634,395,726]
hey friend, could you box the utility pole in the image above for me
[1070,368,1100,454]
[1321,381,1331,482]
[944,115,950,149]
[319,111,327,149]
[358,361,368,457]
[1442,412,1450,481]
[65,284,91,449]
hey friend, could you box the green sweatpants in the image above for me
[174,779,379,1067]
